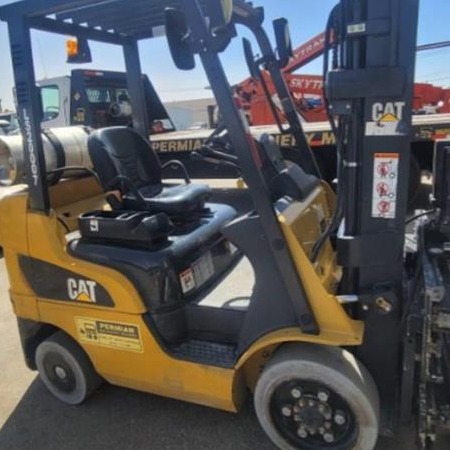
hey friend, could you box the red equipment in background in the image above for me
[235,33,450,125]
[414,83,450,115]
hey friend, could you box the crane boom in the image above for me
[282,32,326,74]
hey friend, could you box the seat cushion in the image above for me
[132,183,212,215]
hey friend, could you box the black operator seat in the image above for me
[88,127,212,215]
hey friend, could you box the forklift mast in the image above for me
[325,0,419,431]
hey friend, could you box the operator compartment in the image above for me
[69,202,241,340]
[68,126,244,345]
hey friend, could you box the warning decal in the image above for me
[75,317,143,353]
[179,251,215,294]
[371,153,399,219]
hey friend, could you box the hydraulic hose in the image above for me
[311,4,347,262]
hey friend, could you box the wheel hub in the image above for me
[54,365,68,380]
[270,380,356,449]
[43,351,77,393]
[297,403,326,430]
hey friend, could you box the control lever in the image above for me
[199,145,239,163]
[105,190,124,211]
[107,175,147,208]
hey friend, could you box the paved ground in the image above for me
[0,184,448,450]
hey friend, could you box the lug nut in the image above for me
[291,388,302,399]
[281,406,292,417]
[317,389,330,402]
[297,427,308,439]
[324,421,332,430]
[334,410,346,425]
[308,400,315,407]
[324,432,335,443]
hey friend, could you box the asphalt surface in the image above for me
[0,183,449,450]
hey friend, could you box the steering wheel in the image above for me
[191,121,240,171]
[203,120,237,158]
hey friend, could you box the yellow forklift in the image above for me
[0,0,449,449]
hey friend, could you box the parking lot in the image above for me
[0,184,448,450]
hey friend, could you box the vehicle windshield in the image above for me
[85,86,129,104]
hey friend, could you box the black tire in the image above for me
[35,331,102,405]
[254,344,380,450]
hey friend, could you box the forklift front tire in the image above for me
[254,344,380,450]
[35,331,102,405]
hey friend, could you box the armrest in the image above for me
[162,160,191,184]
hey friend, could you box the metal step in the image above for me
[172,340,237,367]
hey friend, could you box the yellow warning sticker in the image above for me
[75,317,143,353]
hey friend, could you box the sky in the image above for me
[0,0,449,111]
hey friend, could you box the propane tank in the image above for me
[0,127,93,186]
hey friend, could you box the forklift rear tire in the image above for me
[35,331,102,405]
[254,344,380,450]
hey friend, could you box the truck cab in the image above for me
[37,69,175,132]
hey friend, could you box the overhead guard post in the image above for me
[7,16,50,212]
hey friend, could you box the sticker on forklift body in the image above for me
[347,23,366,34]
[179,251,215,294]
[180,268,196,294]
[371,153,399,219]
[89,220,99,232]
[365,102,407,136]
[75,317,143,353]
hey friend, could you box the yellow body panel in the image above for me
[38,302,245,412]
[50,177,105,231]
[0,180,243,411]
[0,177,363,413]
[277,186,364,342]
[0,194,38,318]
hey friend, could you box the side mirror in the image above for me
[273,18,293,68]
[242,38,259,79]
[66,37,92,64]
[207,0,233,33]
[165,8,196,71]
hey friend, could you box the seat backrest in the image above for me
[88,127,162,191]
